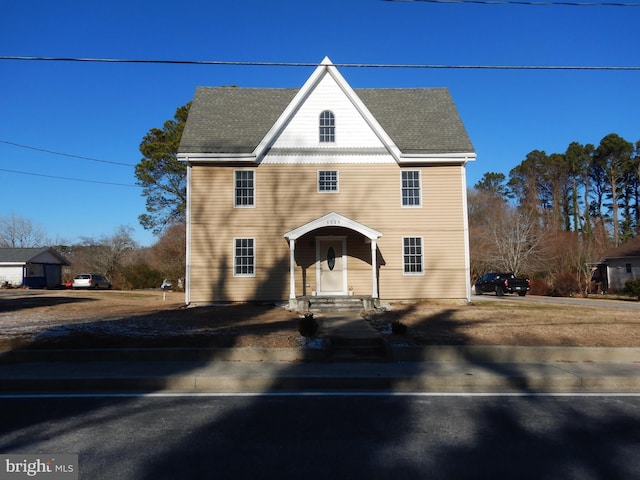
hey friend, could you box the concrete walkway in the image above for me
[321,314,381,339]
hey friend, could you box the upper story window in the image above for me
[235,170,255,207]
[318,170,338,192]
[319,111,335,143]
[401,170,421,207]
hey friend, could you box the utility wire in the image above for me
[1,56,639,70]
[0,168,140,188]
[0,140,135,167]
[385,0,640,5]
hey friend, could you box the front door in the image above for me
[318,237,346,295]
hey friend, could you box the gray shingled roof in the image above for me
[603,237,640,260]
[0,247,70,265]
[179,86,474,155]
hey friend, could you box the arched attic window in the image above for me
[319,110,335,143]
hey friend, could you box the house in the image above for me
[0,247,70,288]
[178,57,476,308]
[593,237,640,293]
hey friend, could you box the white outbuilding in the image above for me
[0,247,70,288]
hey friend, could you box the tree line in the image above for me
[470,133,640,295]
[0,215,185,290]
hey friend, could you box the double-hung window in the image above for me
[319,111,335,143]
[403,237,423,275]
[401,170,421,207]
[318,170,338,192]
[234,238,255,276]
[235,170,255,207]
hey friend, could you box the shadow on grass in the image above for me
[0,294,96,313]
[0,303,301,351]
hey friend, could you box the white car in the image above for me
[72,273,112,290]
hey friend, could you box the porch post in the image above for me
[371,239,378,298]
[289,238,296,299]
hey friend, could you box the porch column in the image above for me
[289,238,296,299]
[371,239,378,298]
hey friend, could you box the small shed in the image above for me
[594,237,640,292]
[0,247,71,288]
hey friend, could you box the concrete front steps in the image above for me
[304,295,377,313]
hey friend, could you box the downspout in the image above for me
[185,159,192,306]
[461,161,472,303]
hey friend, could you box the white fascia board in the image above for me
[324,64,402,163]
[178,153,257,163]
[398,152,477,165]
[284,211,383,241]
[252,59,332,160]
[253,56,402,163]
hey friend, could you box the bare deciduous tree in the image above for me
[481,207,548,275]
[150,223,185,284]
[0,214,47,248]
[73,226,138,280]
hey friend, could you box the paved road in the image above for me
[1,393,639,479]
[473,292,640,311]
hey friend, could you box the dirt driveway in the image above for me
[1,289,639,349]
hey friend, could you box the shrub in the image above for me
[529,278,551,296]
[551,271,580,297]
[623,279,640,300]
[119,262,164,290]
[391,320,408,335]
[298,313,319,337]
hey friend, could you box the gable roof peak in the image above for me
[252,56,403,162]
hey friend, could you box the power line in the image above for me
[0,168,140,188]
[386,0,640,5]
[0,140,135,167]
[0,56,639,70]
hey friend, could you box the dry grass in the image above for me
[1,289,639,349]
[367,300,640,347]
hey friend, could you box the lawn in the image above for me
[0,289,639,349]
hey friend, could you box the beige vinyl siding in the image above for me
[188,162,468,303]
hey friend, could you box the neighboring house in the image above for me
[594,237,640,292]
[178,57,476,308]
[0,247,70,288]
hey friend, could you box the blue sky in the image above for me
[1,0,638,247]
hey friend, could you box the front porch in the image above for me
[284,212,384,308]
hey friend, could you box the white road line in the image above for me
[2,391,640,399]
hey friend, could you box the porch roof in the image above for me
[283,212,382,241]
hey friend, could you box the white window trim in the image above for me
[319,110,336,144]
[234,169,256,208]
[317,170,339,193]
[400,170,422,208]
[402,236,425,276]
[233,237,256,278]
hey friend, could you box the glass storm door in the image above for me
[318,238,346,295]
